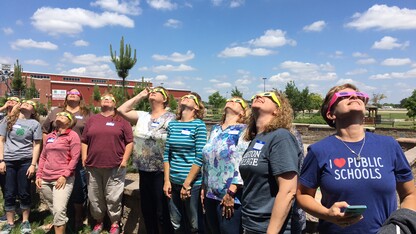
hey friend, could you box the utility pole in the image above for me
[262,77,267,92]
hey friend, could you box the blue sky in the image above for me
[0,0,415,103]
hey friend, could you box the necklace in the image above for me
[338,134,366,161]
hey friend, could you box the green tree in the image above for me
[307,93,323,113]
[284,81,302,115]
[11,60,26,98]
[25,78,38,99]
[208,91,226,108]
[110,36,137,102]
[92,84,101,102]
[110,85,125,107]
[402,89,416,119]
[169,94,178,111]
[230,86,243,98]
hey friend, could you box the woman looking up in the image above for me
[163,92,207,233]
[117,86,175,234]
[296,83,416,233]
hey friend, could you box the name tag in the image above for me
[46,137,55,143]
[75,116,83,120]
[12,124,21,129]
[106,122,115,126]
[253,140,265,151]
[181,129,191,135]
[151,122,159,127]
[229,130,239,135]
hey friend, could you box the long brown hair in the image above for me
[63,88,90,116]
[7,100,40,132]
[244,91,293,141]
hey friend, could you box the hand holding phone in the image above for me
[344,205,367,216]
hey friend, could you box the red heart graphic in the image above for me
[334,158,346,168]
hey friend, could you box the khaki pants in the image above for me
[41,176,75,226]
[86,167,126,223]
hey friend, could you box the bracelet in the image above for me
[0,160,4,163]
[182,185,192,191]
[227,189,236,198]
[30,164,36,167]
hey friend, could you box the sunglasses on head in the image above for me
[101,96,116,102]
[67,91,82,97]
[226,98,248,109]
[22,100,37,109]
[181,94,199,107]
[7,97,20,102]
[56,112,73,121]
[149,88,167,99]
[251,92,281,107]
[327,91,369,113]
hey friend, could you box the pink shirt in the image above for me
[36,129,81,181]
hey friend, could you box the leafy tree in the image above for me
[208,91,226,108]
[284,81,302,115]
[371,93,387,108]
[11,60,26,98]
[92,84,101,102]
[110,36,137,102]
[169,94,178,111]
[307,93,323,113]
[25,78,38,100]
[402,89,416,119]
[230,86,243,98]
[299,87,310,115]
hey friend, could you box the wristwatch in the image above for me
[227,189,236,198]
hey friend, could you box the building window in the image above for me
[92,79,107,84]
[30,75,50,79]
[116,81,124,85]
[63,77,80,82]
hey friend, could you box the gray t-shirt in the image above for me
[239,128,301,233]
[0,118,42,161]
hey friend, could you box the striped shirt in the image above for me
[163,119,207,186]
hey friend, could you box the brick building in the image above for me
[0,71,190,108]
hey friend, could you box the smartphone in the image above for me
[344,205,367,216]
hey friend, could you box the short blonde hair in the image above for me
[320,83,359,128]
[244,91,293,141]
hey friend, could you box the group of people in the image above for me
[0,83,414,234]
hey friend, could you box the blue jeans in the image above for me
[69,160,87,204]
[204,197,242,234]
[139,170,173,234]
[4,159,32,211]
[168,183,202,234]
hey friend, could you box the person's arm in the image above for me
[0,136,5,174]
[163,124,172,198]
[81,143,88,167]
[267,172,297,234]
[26,140,41,178]
[117,89,149,125]
[397,180,416,210]
[120,142,133,168]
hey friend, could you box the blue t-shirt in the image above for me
[300,132,413,234]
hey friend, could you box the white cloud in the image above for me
[230,0,245,8]
[346,4,416,30]
[154,75,168,81]
[25,59,49,66]
[372,36,409,50]
[218,46,274,57]
[369,68,416,80]
[216,82,232,88]
[381,58,412,66]
[62,64,116,78]
[146,0,177,10]
[73,40,89,47]
[275,61,337,81]
[356,58,376,65]
[2,27,13,35]
[62,52,111,65]
[91,0,142,15]
[31,7,134,36]
[210,79,221,83]
[303,20,326,32]
[11,39,58,50]
[352,52,369,58]
[345,68,368,76]
[330,51,343,59]
[164,19,182,28]
[249,29,296,48]
[152,51,194,62]
[152,64,196,72]
[138,66,149,71]
[0,57,13,65]
[16,20,23,26]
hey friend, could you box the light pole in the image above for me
[262,77,267,92]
